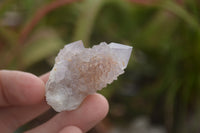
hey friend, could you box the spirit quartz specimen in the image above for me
[46,41,132,112]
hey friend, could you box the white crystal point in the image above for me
[55,40,84,62]
[46,41,132,112]
[108,42,132,69]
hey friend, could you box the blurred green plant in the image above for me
[1,0,200,133]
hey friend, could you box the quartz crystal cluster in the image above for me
[46,41,132,112]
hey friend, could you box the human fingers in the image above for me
[0,71,50,133]
[0,102,49,133]
[0,70,45,106]
[26,94,109,133]
[39,72,50,83]
[59,126,82,133]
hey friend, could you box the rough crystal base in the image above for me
[46,41,132,112]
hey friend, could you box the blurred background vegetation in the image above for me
[1,0,200,133]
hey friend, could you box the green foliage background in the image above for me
[0,0,200,132]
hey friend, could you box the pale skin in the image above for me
[0,70,109,133]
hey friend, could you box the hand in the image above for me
[0,70,109,133]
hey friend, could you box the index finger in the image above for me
[40,73,50,83]
[0,70,45,106]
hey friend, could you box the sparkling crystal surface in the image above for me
[46,41,132,112]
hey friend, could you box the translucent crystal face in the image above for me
[46,41,132,112]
